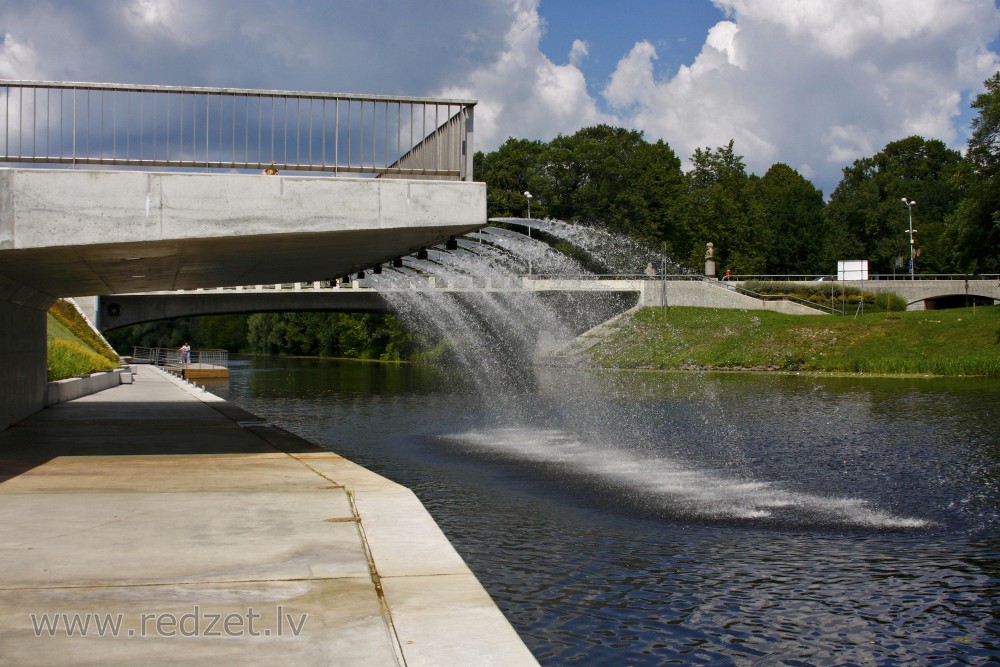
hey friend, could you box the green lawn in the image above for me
[590,306,1000,376]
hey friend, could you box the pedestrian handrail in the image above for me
[727,273,1000,282]
[131,346,229,368]
[0,80,475,180]
[123,275,680,294]
[523,273,703,281]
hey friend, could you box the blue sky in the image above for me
[0,0,997,195]
[538,0,726,102]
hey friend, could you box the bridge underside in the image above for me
[98,290,639,340]
[0,169,485,297]
[0,168,485,430]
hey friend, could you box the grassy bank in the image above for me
[589,305,1000,376]
[47,300,119,381]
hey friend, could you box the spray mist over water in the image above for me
[364,219,927,529]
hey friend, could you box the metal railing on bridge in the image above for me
[131,346,228,369]
[125,274,702,294]
[719,273,1000,282]
[0,80,475,180]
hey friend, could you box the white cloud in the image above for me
[604,0,1000,192]
[0,1,511,93]
[0,0,996,194]
[569,39,589,68]
[604,41,658,109]
[436,0,613,150]
[0,32,41,79]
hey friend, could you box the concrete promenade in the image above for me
[0,367,537,665]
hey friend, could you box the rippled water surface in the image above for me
[208,358,999,665]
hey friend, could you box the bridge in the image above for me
[91,274,1000,340]
[92,276,827,336]
[810,277,1000,309]
[0,80,484,429]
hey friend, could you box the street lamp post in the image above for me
[901,198,917,280]
[524,191,533,276]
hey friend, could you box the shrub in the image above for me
[48,300,119,363]
[47,339,116,381]
[873,292,908,312]
[741,281,907,312]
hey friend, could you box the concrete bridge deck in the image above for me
[0,366,536,665]
[0,166,485,430]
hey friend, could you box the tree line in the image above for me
[476,72,1000,276]
[104,312,425,361]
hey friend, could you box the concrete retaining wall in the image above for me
[640,280,824,315]
[45,369,127,407]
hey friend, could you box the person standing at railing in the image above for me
[180,342,191,366]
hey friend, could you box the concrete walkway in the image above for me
[0,367,538,666]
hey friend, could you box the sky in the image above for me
[0,0,998,195]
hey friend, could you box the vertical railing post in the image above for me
[463,104,474,181]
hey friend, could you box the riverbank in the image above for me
[585,305,1000,376]
[0,366,536,665]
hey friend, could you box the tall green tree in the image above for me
[539,126,684,244]
[826,136,961,274]
[622,138,688,250]
[475,138,547,218]
[478,126,686,250]
[747,164,828,274]
[944,72,1000,273]
[679,140,767,273]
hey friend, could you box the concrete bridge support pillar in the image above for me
[0,277,54,430]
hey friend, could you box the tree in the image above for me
[245,312,417,360]
[622,139,687,250]
[944,72,1000,273]
[748,164,828,275]
[199,315,249,351]
[679,141,767,273]
[539,126,684,244]
[476,138,547,218]
[826,136,961,274]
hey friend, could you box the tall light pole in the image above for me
[901,198,916,280]
[524,191,533,276]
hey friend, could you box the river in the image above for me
[206,356,999,665]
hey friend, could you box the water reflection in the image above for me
[209,357,1000,665]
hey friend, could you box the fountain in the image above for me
[362,219,928,529]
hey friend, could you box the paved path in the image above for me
[0,367,537,666]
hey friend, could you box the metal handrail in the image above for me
[0,80,475,180]
[131,345,229,368]
[730,274,1000,282]
[521,273,703,281]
